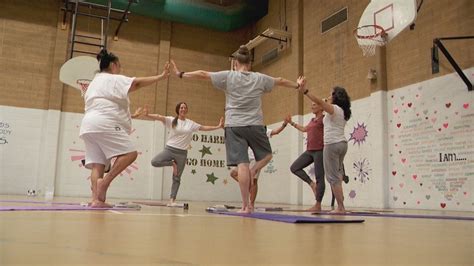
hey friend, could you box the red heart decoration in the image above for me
[392,171,397,176]
[397,123,401,128]
[401,158,407,163]
[445,103,451,108]
[443,123,449,128]
[440,203,446,208]
[399,183,404,188]
[408,102,412,107]
[412,174,417,180]
[394,108,399,114]
[417,201,420,204]
[438,128,442,132]
[463,103,469,109]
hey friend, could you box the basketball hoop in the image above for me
[354,25,387,56]
[76,79,91,97]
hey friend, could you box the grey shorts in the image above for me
[323,141,348,185]
[225,126,272,166]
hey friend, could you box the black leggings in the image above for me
[290,150,325,202]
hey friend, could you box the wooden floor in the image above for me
[0,195,473,265]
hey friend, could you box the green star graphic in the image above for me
[191,169,196,175]
[206,172,219,184]
[199,145,212,158]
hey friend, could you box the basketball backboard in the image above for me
[59,56,99,95]
[358,0,418,42]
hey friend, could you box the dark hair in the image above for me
[235,45,251,65]
[172,102,187,128]
[96,49,119,72]
[331,86,352,121]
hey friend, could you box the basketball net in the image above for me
[354,25,387,57]
[76,79,91,97]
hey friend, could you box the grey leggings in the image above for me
[151,145,188,199]
[290,150,325,202]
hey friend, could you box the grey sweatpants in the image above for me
[290,150,325,202]
[151,145,188,199]
[323,141,348,185]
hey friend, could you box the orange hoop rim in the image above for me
[354,24,387,41]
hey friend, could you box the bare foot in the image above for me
[250,168,257,179]
[307,203,322,212]
[249,204,255,212]
[237,207,251,214]
[172,161,178,176]
[90,200,113,208]
[330,208,346,214]
[96,178,108,202]
[310,182,317,195]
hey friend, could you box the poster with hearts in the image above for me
[387,68,473,211]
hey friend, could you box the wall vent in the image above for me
[261,48,279,65]
[321,7,348,34]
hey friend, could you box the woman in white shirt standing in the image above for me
[144,102,223,205]
[296,76,352,213]
[80,49,169,208]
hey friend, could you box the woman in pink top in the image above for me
[286,102,325,211]
[296,76,352,213]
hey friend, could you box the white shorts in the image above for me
[81,132,136,169]
[231,159,262,179]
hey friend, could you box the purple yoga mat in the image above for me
[312,212,474,221]
[0,199,81,205]
[0,205,139,211]
[213,211,364,223]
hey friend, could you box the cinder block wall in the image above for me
[0,0,252,126]
[256,0,473,121]
[0,0,471,124]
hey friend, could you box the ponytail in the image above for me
[96,49,119,72]
[172,102,187,128]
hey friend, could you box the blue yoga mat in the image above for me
[214,211,364,223]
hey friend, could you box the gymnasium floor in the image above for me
[0,195,472,265]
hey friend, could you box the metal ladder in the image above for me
[61,0,136,58]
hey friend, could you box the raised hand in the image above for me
[161,62,170,78]
[131,107,144,118]
[217,117,224,128]
[296,76,307,93]
[170,60,181,77]
[284,114,292,124]
[143,105,150,116]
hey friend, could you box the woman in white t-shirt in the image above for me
[80,49,169,208]
[144,102,223,205]
[296,76,352,213]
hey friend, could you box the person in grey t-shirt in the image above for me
[170,46,299,213]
